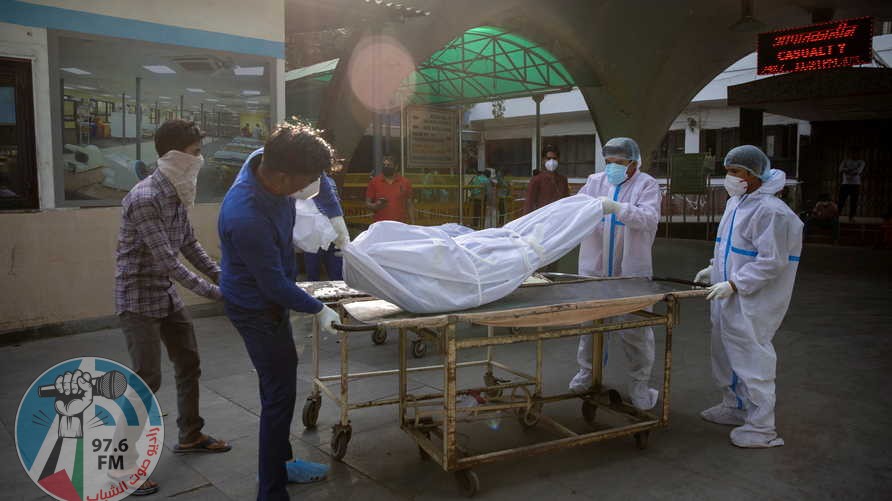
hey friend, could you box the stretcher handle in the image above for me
[652,276,710,288]
[329,322,377,332]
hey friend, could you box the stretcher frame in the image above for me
[300,276,706,497]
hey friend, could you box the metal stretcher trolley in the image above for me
[301,275,706,497]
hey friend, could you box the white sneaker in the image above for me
[629,381,659,410]
[569,369,592,393]
[700,404,746,426]
[730,426,785,448]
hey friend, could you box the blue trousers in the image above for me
[224,302,296,501]
[303,244,343,281]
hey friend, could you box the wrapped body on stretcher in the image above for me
[342,194,606,314]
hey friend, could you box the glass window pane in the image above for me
[53,32,274,205]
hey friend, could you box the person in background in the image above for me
[365,156,415,224]
[838,149,865,222]
[218,124,341,499]
[693,145,803,448]
[115,119,232,496]
[523,144,569,214]
[299,169,349,280]
[468,168,490,228]
[253,123,263,140]
[242,123,252,137]
[569,137,662,411]
[803,193,839,244]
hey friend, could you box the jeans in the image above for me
[119,307,204,444]
[838,184,860,219]
[224,302,297,501]
[303,244,343,281]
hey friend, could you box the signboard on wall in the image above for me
[757,17,873,75]
[669,154,710,195]
[407,105,458,168]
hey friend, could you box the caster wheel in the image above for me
[483,372,504,399]
[581,400,597,425]
[371,327,387,345]
[302,396,321,428]
[411,339,427,358]
[634,431,649,450]
[454,469,479,497]
[608,389,623,406]
[330,425,352,460]
[519,403,542,428]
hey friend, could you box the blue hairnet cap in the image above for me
[724,145,771,180]
[602,137,641,164]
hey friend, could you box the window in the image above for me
[50,32,275,206]
[485,138,531,177]
[649,130,685,178]
[0,57,38,210]
[542,135,596,179]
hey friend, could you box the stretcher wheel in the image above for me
[454,469,479,497]
[608,389,623,406]
[330,424,352,460]
[581,400,597,425]
[411,339,427,358]
[483,372,503,398]
[371,327,387,345]
[634,431,649,450]
[302,396,321,428]
[518,402,543,428]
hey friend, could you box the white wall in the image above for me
[0,22,54,208]
[23,0,285,43]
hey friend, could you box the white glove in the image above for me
[330,216,350,250]
[706,281,735,300]
[694,265,713,285]
[598,196,621,215]
[314,305,340,336]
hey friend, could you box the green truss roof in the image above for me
[286,26,574,105]
[402,26,574,104]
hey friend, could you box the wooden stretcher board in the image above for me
[341,277,707,329]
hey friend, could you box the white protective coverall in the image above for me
[708,168,802,447]
[572,169,662,409]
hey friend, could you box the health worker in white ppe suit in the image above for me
[694,145,802,448]
[569,137,662,410]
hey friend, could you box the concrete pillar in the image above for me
[684,117,700,154]
[739,108,763,147]
[477,137,486,172]
[533,94,544,174]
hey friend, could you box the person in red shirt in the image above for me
[365,156,415,224]
[523,144,570,214]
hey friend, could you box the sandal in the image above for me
[131,479,159,496]
[286,459,329,484]
[173,435,232,454]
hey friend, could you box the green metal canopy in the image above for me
[402,26,575,104]
[285,26,575,106]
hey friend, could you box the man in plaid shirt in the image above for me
[115,120,230,495]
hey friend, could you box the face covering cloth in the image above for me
[156,150,204,207]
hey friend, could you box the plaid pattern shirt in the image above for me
[115,171,221,318]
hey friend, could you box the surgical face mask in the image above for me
[723,174,748,197]
[605,162,629,185]
[544,159,558,172]
[292,178,320,200]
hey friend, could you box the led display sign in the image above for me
[758,17,873,75]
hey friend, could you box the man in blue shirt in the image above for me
[219,124,340,501]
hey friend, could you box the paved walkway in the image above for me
[1,239,890,500]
